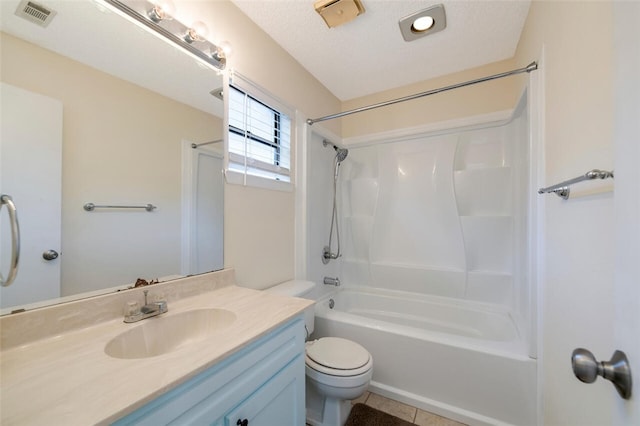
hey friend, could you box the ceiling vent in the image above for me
[15,0,57,28]
[314,0,365,28]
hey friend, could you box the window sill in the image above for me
[224,169,293,192]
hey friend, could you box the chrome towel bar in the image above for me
[84,203,157,212]
[538,169,614,200]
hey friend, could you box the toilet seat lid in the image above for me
[305,337,370,370]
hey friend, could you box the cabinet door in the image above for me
[225,356,305,426]
[113,319,305,426]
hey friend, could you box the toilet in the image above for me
[265,280,373,426]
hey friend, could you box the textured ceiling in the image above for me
[231,0,531,101]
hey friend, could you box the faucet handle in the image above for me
[124,301,140,317]
[155,300,168,313]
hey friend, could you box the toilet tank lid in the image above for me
[265,280,315,297]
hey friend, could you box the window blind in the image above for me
[226,78,293,190]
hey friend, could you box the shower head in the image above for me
[335,147,349,163]
[323,139,349,162]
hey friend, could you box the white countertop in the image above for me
[0,285,312,425]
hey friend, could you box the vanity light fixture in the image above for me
[99,0,227,71]
[398,3,446,42]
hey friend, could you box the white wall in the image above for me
[304,131,342,299]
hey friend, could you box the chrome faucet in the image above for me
[124,289,168,323]
[323,276,340,286]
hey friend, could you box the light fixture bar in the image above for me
[100,0,225,71]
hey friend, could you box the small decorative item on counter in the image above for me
[129,278,160,289]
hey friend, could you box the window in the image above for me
[225,75,293,190]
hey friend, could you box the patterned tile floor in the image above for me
[351,391,467,426]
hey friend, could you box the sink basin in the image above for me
[105,308,236,359]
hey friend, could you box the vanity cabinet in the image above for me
[112,318,305,426]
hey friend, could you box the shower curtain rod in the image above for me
[306,61,538,125]
[191,139,223,148]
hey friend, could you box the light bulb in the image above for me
[191,21,209,38]
[147,0,176,22]
[411,16,434,33]
[219,40,233,57]
[184,21,209,43]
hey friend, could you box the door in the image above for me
[181,141,224,275]
[556,4,639,424]
[224,358,305,426]
[0,83,62,309]
[611,2,639,423]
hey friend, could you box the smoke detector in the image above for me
[314,0,365,28]
[15,0,57,28]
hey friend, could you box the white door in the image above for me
[612,3,639,423]
[181,141,224,275]
[559,5,639,424]
[194,148,224,274]
[0,83,62,310]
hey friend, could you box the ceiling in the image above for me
[231,0,531,101]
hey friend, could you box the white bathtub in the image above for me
[312,287,537,426]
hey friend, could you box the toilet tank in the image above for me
[264,280,316,336]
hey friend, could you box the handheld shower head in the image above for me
[335,147,349,163]
[323,139,349,163]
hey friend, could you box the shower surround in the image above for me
[306,95,537,425]
[340,117,529,314]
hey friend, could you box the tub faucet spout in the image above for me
[323,276,340,286]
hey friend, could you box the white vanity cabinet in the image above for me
[112,318,305,426]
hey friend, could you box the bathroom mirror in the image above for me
[0,0,224,313]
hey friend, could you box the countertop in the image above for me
[0,285,312,425]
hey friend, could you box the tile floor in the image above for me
[351,391,467,426]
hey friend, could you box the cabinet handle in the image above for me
[236,419,248,426]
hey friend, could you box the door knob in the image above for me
[571,348,632,399]
[42,250,59,261]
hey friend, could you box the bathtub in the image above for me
[312,287,537,426]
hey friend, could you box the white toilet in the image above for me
[265,280,373,426]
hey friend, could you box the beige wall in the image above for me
[179,1,342,288]
[177,1,341,135]
[341,58,520,139]
[1,32,221,295]
[514,1,616,425]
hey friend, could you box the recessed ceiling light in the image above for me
[399,4,446,42]
[412,16,434,32]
